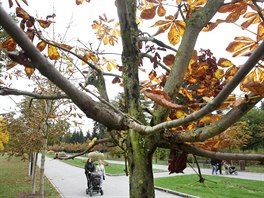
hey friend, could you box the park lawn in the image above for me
[154,174,264,198]
[58,157,128,175]
[52,156,162,175]
[0,154,60,198]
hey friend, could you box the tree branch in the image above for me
[165,94,262,142]
[61,138,112,160]
[0,86,68,100]
[180,143,264,161]
[138,37,177,53]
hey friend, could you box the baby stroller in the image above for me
[86,172,103,196]
[223,161,238,175]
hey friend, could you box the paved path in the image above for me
[40,157,182,198]
[40,157,264,198]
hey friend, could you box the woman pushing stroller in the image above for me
[84,158,96,188]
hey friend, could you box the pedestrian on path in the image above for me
[211,158,218,175]
[96,160,106,187]
[84,158,95,187]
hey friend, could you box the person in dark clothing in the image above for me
[211,158,218,175]
[216,159,223,175]
[84,158,95,187]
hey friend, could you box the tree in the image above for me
[241,107,264,150]
[1,1,264,197]
[0,116,9,151]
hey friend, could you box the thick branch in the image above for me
[0,86,68,100]
[162,94,262,142]
[180,144,264,161]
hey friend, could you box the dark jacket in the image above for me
[84,162,95,174]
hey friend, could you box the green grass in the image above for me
[0,154,60,198]
[155,174,264,198]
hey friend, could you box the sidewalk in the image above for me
[40,157,182,198]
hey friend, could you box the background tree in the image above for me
[241,107,264,150]
[1,1,264,197]
[0,116,9,151]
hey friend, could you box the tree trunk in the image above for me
[127,131,156,198]
[39,133,48,198]
[32,152,38,194]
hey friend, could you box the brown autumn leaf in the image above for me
[37,20,53,28]
[76,0,84,5]
[157,4,166,17]
[2,37,16,51]
[257,22,264,41]
[226,36,257,57]
[241,12,261,29]
[140,6,157,20]
[36,41,47,52]
[240,67,264,95]
[16,7,30,19]
[163,54,175,67]
[48,44,60,60]
[168,150,187,174]
[8,0,13,8]
[217,58,234,68]
[225,66,239,81]
[144,89,184,109]
[202,19,225,32]
[112,77,121,84]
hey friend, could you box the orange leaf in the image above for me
[36,41,47,52]
[257,22,264,42]
[16,7,30,19]
[24,67,35,78]
[157,4,166,17]
[225,66,239,80]
[2,37,16,51]
[144,89,184,109]
[37,20,53,28]
[152,23,171,36]
[140,6,157,20]
[217,58,234,68]
[48,44,60,60]
[168,25,180,45]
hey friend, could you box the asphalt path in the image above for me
[40,157,182,198]
[40,157,264,198]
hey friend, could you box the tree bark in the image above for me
[127,131,157,198]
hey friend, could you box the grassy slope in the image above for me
[0,154,60,198]
[155,174,264,198]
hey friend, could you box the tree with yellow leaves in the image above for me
[0,117,9,151]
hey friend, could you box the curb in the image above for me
[154,186,199,198]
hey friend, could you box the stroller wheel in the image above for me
[86,188,89,194]
[89,190,92,197]
[100,189,103,196]
[234,171,238,175]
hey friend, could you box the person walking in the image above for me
[216,159,223,175]
[211,158,218,175]
[96,160,106,187]
[84,158,95,188]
